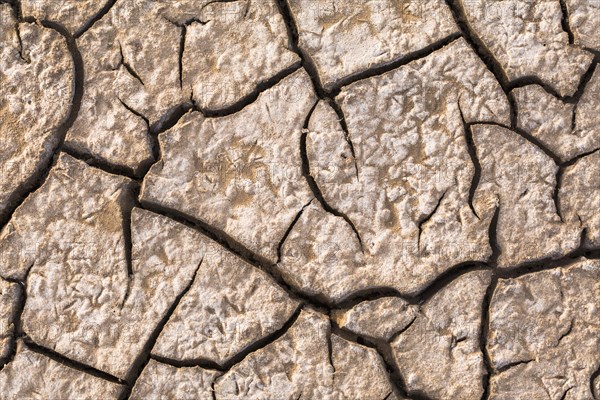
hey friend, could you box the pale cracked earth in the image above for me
[0,0,599,399]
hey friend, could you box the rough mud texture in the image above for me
[1,0,599,399]
[0,5,74,222]
[288,0,459,88]
[488,259,600,399]
[458,0,594,96]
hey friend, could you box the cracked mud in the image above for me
[0,0,599,399]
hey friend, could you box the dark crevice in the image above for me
[118,42,145,86]
[178,25,186,88]
[495,358,533,374]
[326,98,359,180]
[73,0,118,38]
[139,102,194,179]
[331,322,432,400]
[413,262,491,305]
[459,106,482,219]
[211,380,217,400]
[300,102,364,251]
[471,121,561,165]
[495,238,593,279]
[138,200,331,311]
[151,304,303,373]
[556,319,573,346]
[591,365,600,399]
[552,148,600,224]
[118,97,150,127]
[560,386,573,400]
[0,280,24,372]
[149,102,194,136]
[443,0,509,89]
[62,145,139,181]
[558,0,575,45]
[119,184,138,309]
[195,62,303,118]
[119,259,203,399]
[275,0,327,98]
[331,33,462,94]
[14,22,29,63]
[488,205,502,268]
[331,261,491,310]
[277,199,314,263]
[326,316,336,373]
[508,58,599,104]
[480,277,498,399]
[387,314,418,344]
[22,336,124,385]
[443,0,522,129]
[0,19,84,231]
[417,190,447,251]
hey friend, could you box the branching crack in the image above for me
[117,42,144,86]
[119,258,203,398]
[300,101,364,251]
[330,321,433,400]
[151,304,303,373]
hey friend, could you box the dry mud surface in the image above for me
[0,0,599,399]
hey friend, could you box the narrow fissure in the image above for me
[74,0,118,38]
[276,199,314,263]
[479,277,498,400]
[558,0,575,45]
[23,336,124,385]
[417,190,447,251]
[300,102,364,251]
[459,107,482,219]
[119,259,203,399]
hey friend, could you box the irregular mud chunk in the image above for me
[141,70,316,264]
[130,359,220,400]
[288,0,458,88]
[458,0,593,96]
[0,154,131,281]
[2,155,213,379]
[0,278,20,362]
[302,40,508,297]
[186,0,300,110]
[332,297,419,341]
[277,201,371,304]
[330,334,396,400]
[564,0,600,51]
[215,308,394,399]
[0,340,123,399]
[0,6,74,220]
[488,259,600,399]
[67,0,298,173]
[472,124,581,267]
[513,85,599,163]
[21,0,109,35]
[152,250,299,366]
[560,149,600,248]
[391,271,491,399]
[215,308,334,399]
